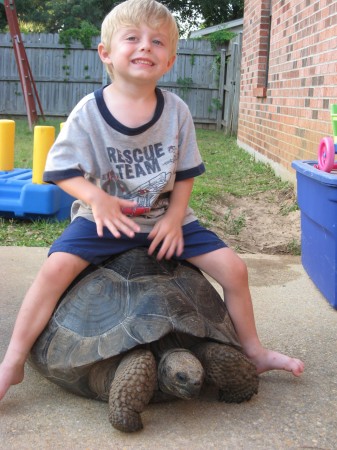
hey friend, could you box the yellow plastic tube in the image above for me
[32,126,55,184]
[0,119,15,171]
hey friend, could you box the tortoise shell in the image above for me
[29,247,241,397]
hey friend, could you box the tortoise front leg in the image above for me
[108,349,157,432]
[192,342,259,403]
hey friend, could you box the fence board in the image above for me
[221,33,242,135]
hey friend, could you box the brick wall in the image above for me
[238,0,337,181]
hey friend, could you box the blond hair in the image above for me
[101,0,179,80]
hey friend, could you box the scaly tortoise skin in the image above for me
[29,247,258,432]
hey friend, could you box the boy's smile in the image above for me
[132,59,154,66]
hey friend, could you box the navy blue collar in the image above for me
[94,86,164,136]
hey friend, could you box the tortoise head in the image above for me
[157,349,204,399]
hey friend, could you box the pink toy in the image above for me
[316,137,336,172]
[315,105,337,173]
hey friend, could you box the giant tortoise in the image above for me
[29,247,259,432]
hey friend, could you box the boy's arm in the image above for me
[148,177,194,260]
[56,176,140,238]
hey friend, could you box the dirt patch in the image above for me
[208,188,301,254]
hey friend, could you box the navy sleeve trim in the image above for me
[43,169,84,184]
[175,163,205,181]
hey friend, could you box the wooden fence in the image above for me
[0,32,241,133]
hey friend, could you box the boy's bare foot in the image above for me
[247,348,304,377]
[0,362,24,401]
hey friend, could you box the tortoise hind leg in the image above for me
[108,349,157,433]
[192,342,259,403]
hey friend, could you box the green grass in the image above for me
[0,118,294,248]
[0,218,69,247]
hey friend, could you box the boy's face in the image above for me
[99,23,176,84]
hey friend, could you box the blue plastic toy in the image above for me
[0,121,74,221]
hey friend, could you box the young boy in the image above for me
[0,0,304,402]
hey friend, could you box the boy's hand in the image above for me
[91,193,141,238]
[147,215,184,260]
[56,177,140,238]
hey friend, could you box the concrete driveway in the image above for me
[0,247,336,449]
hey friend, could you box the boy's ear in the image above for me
[165,55,176,72]
[98,42,111,64]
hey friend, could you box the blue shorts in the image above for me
[48,217,227,265]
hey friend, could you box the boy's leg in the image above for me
[187,247,304,376]
[0,252,89,400]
